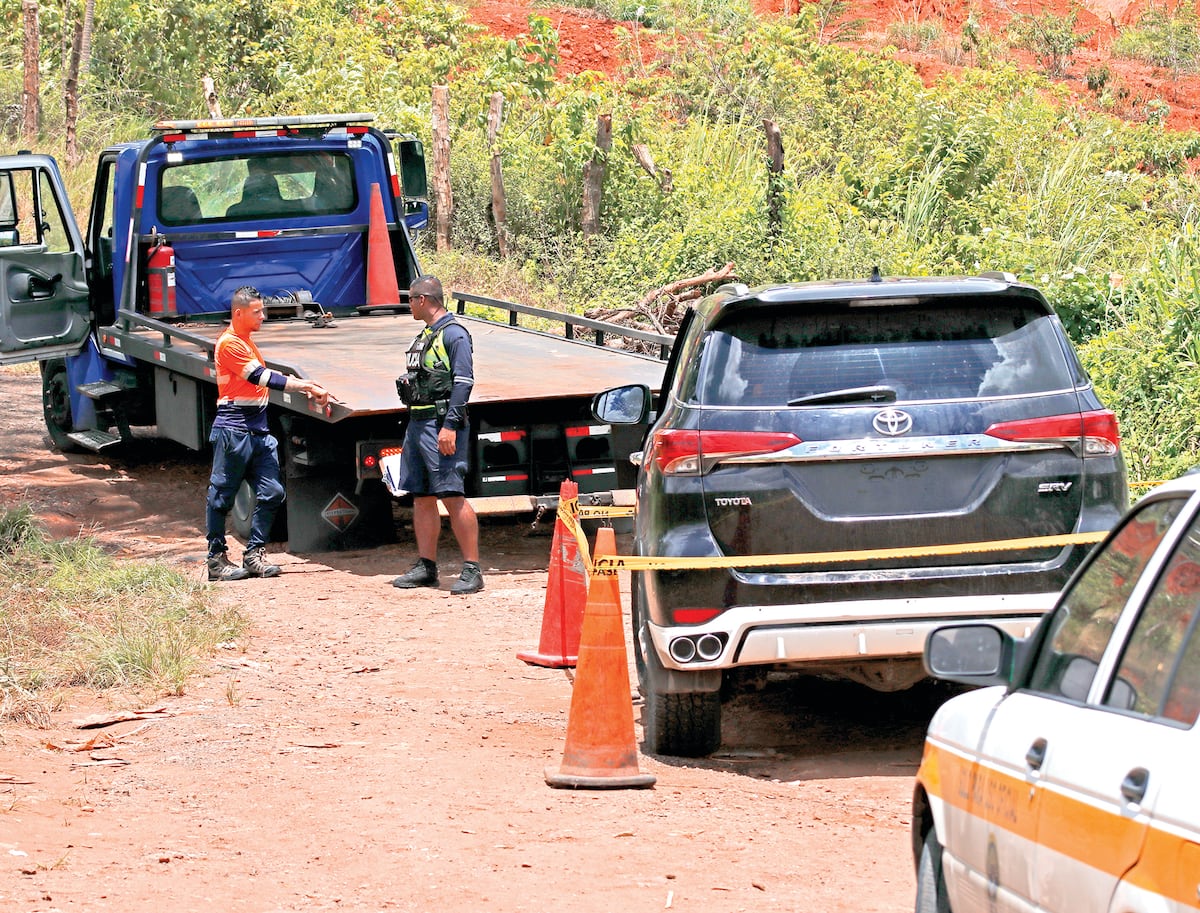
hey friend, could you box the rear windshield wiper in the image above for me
[788,385,898,407]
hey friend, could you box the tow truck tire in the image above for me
[229,477,288,542]
[231,479,288,543]
[231,480,256,541]
[915,828,953,913]
[41,360,85,453]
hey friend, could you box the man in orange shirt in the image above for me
[205,286,330,581]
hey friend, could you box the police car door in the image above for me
[1036,495,1200,913]
[0,155,91,365]
[949,497,1186,912]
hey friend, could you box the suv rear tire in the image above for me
[644,688,721,758]
[633,575,723,756]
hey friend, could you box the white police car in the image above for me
[912,471,1200,912]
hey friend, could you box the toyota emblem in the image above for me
[873,408,913,436]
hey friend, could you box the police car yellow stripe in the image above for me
[922,740,1199,907]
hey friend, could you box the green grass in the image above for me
[0,505,246,726]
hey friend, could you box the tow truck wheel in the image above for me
[231,480,256,541]
[915,827,952,913]
[41,360,85,453]
[231,479,288,544]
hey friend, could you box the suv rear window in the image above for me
[695,297,1077,407]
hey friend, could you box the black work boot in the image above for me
[392,558,438,589]
[450,561,484,595]
[243,546,281,578]
[208,551,250,582]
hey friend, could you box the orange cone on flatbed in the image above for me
[366,182,400,306]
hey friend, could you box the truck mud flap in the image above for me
[285,472,395,553]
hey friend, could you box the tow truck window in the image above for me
[158,152,357,225]
[1106,518,1200,725]
[1026,497,1186,701]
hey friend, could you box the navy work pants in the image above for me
[206,427,286,556]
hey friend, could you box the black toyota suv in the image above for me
[593,273,1128,757]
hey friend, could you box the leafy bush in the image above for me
[1112,6,1200,76]
[1008,8,1093,77]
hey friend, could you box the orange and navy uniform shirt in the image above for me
[212,327,289,433]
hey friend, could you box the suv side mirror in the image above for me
[592,384,650,425]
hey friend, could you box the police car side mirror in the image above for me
[925,624,1015,687]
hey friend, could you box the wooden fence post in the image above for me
[763,119,784,242]
[581,113,612,237]
[487,92,509,258]
[432,85,453,252]
[202,76,223,118]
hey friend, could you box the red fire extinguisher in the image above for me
[147,233,177,318]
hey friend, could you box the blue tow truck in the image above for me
[0,114,667,551]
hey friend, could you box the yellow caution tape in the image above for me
[589,531,1109,572]
[577,505,637,519]
[557,496,592,572]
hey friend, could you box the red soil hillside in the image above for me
[466,0,1200,132]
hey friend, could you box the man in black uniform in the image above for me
[392,276,483,595]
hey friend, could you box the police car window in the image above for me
[159,152,357,225]
[695,298,1074,407]
[1106,516,1200,725]
[1027,497,1186,701]
[0,166,74,251]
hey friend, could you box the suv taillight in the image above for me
[985,409,1120,457]
[651,429,802,475]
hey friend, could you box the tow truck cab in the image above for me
[0,114,665,553]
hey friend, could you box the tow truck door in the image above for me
[0,155,91,365]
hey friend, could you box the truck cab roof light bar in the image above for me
[152,113,376,135]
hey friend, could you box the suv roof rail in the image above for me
[716,282,750,297]
[979,270,1017,282]
[152,113,376,135]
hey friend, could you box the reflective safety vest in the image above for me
[402,321,456,407]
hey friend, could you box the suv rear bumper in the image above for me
[647,592,1055,672]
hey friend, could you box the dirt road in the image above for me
[0,366,933,912]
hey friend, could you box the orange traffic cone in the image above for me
[365,182,401,306]
[518,480,587,669]
[545,526,655,789]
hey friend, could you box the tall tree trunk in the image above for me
[64,20,82,165]
[22,0,41,140]
[487,93,508,259]
[581,113,612,238]
[62,0,92,166]
[432,85,453,252]
[78,0,95,77]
